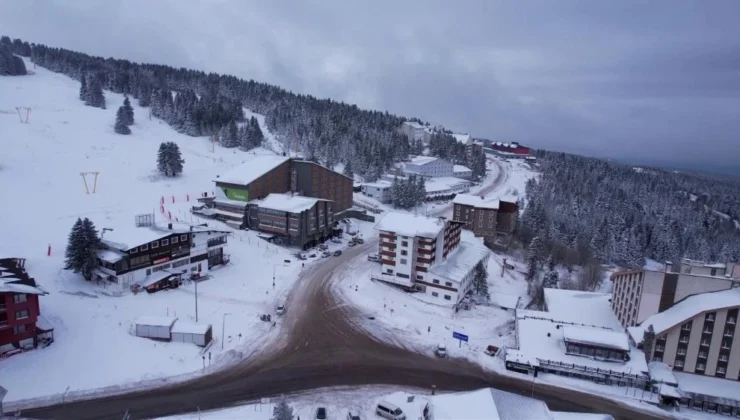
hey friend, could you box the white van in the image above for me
[376,401,406,420]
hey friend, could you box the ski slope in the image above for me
[0,59,312,405]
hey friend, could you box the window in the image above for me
[711,268,717,276]
[401,250,408,256]
[140,243,148,251]
[13,294,27,304]
[444,295,451,300]
[172,258,190,268]
[180,234,188,242]
[386,269,393,274]
[396,273,410,279]
[13,324,26,334]
[161,239,169,246]
[146,268,151,276]
[445,282,452,287]
[717,366,727,375]
[402,241,408,247]
[400,259,407,265]
[674,360,684,368]
[151,241,159,249]
[653,356,662,362]
[432,292,439,297]
[171,237,179,244]
[15,309,29,320]
[129,247,138,254]
[417,274,423,280]
[433,279,440,284]
[696,363,706,371]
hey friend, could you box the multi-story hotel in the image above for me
[372,212,489,304]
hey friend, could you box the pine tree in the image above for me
[250,116,264,145]
[526,236,543,282]
[220,120,239,148]
[543,255,559,288]
[271,400,294,420]
[85,77,106,109]
[157,142,185,177]
[123,95,135,125]
[472,261,489,300]
[114,107,131,135]
[642,325,656,361]
[64,218,100,281]
[79,75,88,102]
[343,160,354,178]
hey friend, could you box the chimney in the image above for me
[168,223,173,230]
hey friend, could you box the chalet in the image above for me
[94,216,230,291]
[0,258,53,355]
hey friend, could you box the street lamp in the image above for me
[221,313,231,350]
[101,228,113,239]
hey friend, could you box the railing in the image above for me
[536,358,648,381]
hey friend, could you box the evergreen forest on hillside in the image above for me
[519,151,740,269]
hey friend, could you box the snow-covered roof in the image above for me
[515,313,648,375]
[171,321,211,335]
[374,212,446,238]
[453,164,471,172]
[490,293,520,309]
[562,326,629,351]
[632,288,740,337]
[432,388,500,420]
[674,371,740,404]
[648,362,678,386]
[403,121,425,129]
[137,270,180,288]
[135,316,177,328]
[452,133,472,144]
[215,154,290,186]
[424,177,471,193]
[211,208,246,218]
[101,222,228,251]
[490,388,555,420]
[429,233,489,282]
[258,193,324,213]
[0,280,46,295]
[407,156,439,166]
[543,288,623,330]
[362,180,392,189]
[96,249,126,264]
[452,193,499,209]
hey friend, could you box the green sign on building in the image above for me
[223,187,249,202]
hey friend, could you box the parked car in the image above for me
[376,401,405,420]
[298,253,308,260]
[316,407,327,420]
[322,251,331,258]
[435,344,447,358]
[347,411,361,420]
[318,244,328,251]
[367,254,379,262]
[276,305,285,315]
[354,237,365,244]
[348,241,357,247]
[331,238,342,244]
[334,250,342,257]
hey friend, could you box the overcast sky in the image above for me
[1,0,739,171]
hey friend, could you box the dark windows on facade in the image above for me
[13,293,27,304]
[13,324,26,334]
[151,241,159,249]
[15,309,29,320]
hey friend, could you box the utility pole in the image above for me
[194,278,199,322]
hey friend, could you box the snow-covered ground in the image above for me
[0,59,355,405]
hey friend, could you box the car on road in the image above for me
[275,305,285,315]
[347,411,361,420]
[315,407,327,419]
[354,237,364,244]
[348,241,357,247]
[435,344,447,358]
[367,254,379,262]
[331,237,342,244]
[333,250,342,257]
[297,253,308,260]
[322,251,331,258]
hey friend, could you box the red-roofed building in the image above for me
[485,142,531,158]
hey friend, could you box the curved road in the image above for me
[21,160,666,420]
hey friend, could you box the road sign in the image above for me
[452,331,469,342]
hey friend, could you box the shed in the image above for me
[171,321,213,347]
[135,316,177,340]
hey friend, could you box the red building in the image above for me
[489,141,530,156]
[0,258,53,355]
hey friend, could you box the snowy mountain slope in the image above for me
[0,59,312,405]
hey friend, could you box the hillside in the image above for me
[0,58,311,403]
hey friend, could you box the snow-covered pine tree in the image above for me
[165,142,185,176]
[123,95,135,126]
[79,75,88,102]
[472,261,489,300]
[114,106,131,135]
[542,255,559,288]
[64,218,85,273]
[416,176,426,206]
[526,236,543,282]
[642,325,656,361]
[79,218,101,281]
[343,159,354,178]
[271,400,294,420]
[220,120,239,148]
[85,77,106,109]
[250,116,265,146]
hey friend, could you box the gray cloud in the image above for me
[1,0,738,169]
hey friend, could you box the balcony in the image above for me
[727,317,736,325]
[703,328,713,334]
[700,341,710,347]
[679,337,689,344]
[681,325,691,332]
[719,355,729,362]
[677,349,687,356]
[698,352,708,359]
[724,331,734,338]
[655,345,665,352]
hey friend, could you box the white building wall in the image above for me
[636,271,666,325]
[394,235,414,281]
[674,274,734,302]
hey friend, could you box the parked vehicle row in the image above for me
[309,401,406,420]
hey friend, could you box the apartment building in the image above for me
[628,288,740,380]
[250,193,335,249]
[373,212,488,304]
[0,258,53,353]
[611,259,740,327]
[400,121,432,145]
[403,156,454,178]
[452,194,519,239]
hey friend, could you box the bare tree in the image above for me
[578,259,603,291]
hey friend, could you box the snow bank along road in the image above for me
[21,161,661,420]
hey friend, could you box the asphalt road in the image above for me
[18,160,668,420]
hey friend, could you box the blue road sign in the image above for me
[452,331,469,342]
